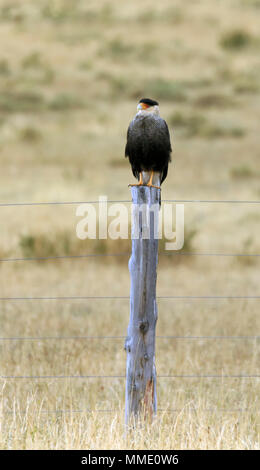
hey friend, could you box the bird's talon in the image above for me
[128,183,161,189]
[147,185,161,189]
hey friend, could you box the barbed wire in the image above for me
[0,335,259,341]
[0,295,259,301]
[1,198,260,207]
[1,251,260,263]
[1,374,259,379]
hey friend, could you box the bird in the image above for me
[125,98,172,189]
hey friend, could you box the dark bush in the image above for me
[220,30,252,50]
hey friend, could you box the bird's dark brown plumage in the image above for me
[125,101,172,185]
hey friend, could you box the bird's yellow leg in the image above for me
[128,172,144,187]
[146,171,161,189]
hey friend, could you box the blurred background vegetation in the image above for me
[0,0,260,449]
[0,0,259,258]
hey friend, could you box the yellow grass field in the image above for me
[0,0,259,449]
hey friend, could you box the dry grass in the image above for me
[1,404,259,450]
[0,0,260,449]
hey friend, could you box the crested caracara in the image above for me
[125,98,172,188]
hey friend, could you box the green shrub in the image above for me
[168,111,189,127]
[233,80,259,94]
[182,228,197,252]
[241,0,260,7]
[220,30,252,50]
[78,60,93,71]
[0,59,10,75]
[109,76,129,94]
[182,78,212,89]
[18,228,196,265]
[19,232,74,258]
[103,39,134,57]
[168,111,206,135]
[19,235,36,258]
[0,91,45,113]
[137,42,157,62]
[137,11,158,23]
[41,2,75,22]
[158,227,197,262]
[169,111,245,139]
[48,93,84,111]
[109,158,128,168]
[194,93,235,108]
[137,7,183,24]
[19,127,42,142]
[236,237,256,266]
[22,52,42,69]
[146,79,187,102]
[20,52,55,84]
[231,166,254,179]
[198,124,245,139]
[0,4,24,22]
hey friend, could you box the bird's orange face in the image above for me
[137,102,150,111]
[137,99,159,115]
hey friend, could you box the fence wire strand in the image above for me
[2,408,258,415]
[1,251,260,263]
[0,295,259,301]
[0,335,259,341]
[1,374,259,379]
[1,198,260,207]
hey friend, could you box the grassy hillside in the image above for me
[0,0,259,449]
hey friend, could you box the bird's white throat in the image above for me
[136,105,160,116]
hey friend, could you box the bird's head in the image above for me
[137,98,159,115]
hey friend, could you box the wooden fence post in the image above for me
[125,185,160,425]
